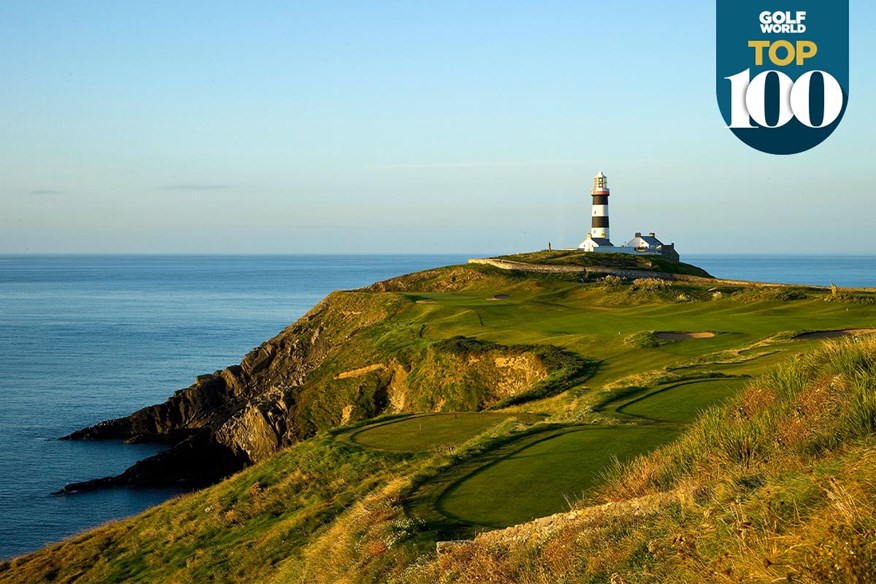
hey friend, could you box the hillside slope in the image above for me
[400,337,876,584]
[3,338,873,583]
[5,259,875,583]
[60,265,590,491]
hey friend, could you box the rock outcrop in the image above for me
[60,289,404,491]
[60,267,593,492]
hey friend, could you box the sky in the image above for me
[1,1,874,254]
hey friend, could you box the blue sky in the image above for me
[1,1,873,254]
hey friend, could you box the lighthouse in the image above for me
[590,171,611,241]
[575,171,681,259]
[578,171,615,251]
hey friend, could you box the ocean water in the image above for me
[0,254,468,559]
[0,253,873,559]
[685,254,876,288]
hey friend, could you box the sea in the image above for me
[0,253,874,559]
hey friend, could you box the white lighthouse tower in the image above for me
[578,171,614,251]
[590,171,611,240]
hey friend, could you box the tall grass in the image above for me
[599,338,876,500]
[400,337,876,583]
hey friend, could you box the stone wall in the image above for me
[467,258,672,281]
[469,258,844,291]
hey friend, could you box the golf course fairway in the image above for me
[349,412,544,452]
[436,425,679,527]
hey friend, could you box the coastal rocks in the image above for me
[214,387,294,463]
[62,369,242,443]
[58,430,247,493]
[60,280,591,492]
[60,291,385,490]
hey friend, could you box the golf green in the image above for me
[349,412,542,452]
[436,425,678,527]
[617,378,748,423]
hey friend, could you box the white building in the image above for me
[577,172,680,261]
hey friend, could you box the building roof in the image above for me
[627,233,664,247]
[578,236,615,250]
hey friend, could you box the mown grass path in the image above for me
[614,378,748,423]
[348,412,544,452]
[343,324,873,535]
[435,425,679,528]
[345,374,743,535]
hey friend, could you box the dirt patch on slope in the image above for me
[335,364,387,379]
[794,328,876,340]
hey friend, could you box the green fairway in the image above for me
[349,413,544,452]
[9,258,876,584]
[436,426,679,528]
[363,268,875,535]
[617,378,749,423]
[401,288,876,389]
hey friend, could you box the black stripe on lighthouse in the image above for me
[592,216,609,228]
[592,195,609,205]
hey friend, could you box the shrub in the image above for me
[624,331,661,349]
[600,275,624,289]
[631,278,671,291]
[732,286,808,303]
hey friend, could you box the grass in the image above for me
[394,375,743,532]
[0,437,412,584]
[291,330,593,433]
[317,266,873,556]
[3,261,875,583]
[436,425,679,528]
[348,412,544,452]
[616,378,748,423]
[398,337,876,584]
[392,275,875,393]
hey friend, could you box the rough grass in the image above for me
[624,330,664,348]
[399,337,876,584]
[602,337,876,500]
[0,437,412,584]
[291,331,593,434]
[3,262,875,583]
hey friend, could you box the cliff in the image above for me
[60,266,591,491]
[5,259,874,583]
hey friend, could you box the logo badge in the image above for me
[716,1,849,155]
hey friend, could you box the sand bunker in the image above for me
[487,294,510,301]
[415,299,437,304]
[655,331,717,341]
[794,328,876,340]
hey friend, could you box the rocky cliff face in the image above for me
[60,289,404,490]
[61,267,592,492]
